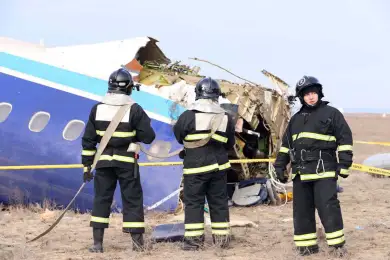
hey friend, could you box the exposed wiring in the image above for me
[268,162,290,206]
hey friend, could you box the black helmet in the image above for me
[195,77,222,101]
[295,75,324,99]
[108,68,134,95]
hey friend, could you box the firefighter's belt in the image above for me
[295,149,336,162]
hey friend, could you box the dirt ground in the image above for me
[1,113,390,260]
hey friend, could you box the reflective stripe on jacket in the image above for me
[81,100,155,170]
[173,109,235,174]
[274,101,353,181]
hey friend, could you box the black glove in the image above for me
[337,167,349,179]
[83,165,94,182]
[179,149,186,159]
[274,167,288,183]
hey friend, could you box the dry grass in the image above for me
[1,113,390,260]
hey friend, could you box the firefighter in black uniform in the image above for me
[81,68,156,253]
[173,77,236,250]
[274,76,353,257]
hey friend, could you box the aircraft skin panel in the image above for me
[0,72,183,212]
[0,52,187,123]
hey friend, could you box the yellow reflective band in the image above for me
[83,167,89,172]
[185,133,209,140]
[300,171,336,181]
[294,233,317,241]
[338,145,353,151]
[90,216,109,223]
[185,223,204,229]
[99,154,135,163]
[292,174,296,179]
[183,163,219,174]
[219,162,231,171]
[96,130,136,138]
[211,222,230,228]
[295,239,317,247]
[184,230,204,237]
[212,135,228,143]
[327,236,345,246]
[326,230,344,239]
[123,222,145,228]
[279,147,289,153]
[184,133,228,143]
[292,132,336,142]
[340,168,349,175]
[82,150,96,156]
[212,229,231,235]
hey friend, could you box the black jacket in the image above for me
[274,101,353,181]
[173,109,235,175]
[81,101,155,170]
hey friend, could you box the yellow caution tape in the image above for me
[0,164,84,170]
[354,141,390,146]
[0,158,275,170]
[0,159,389,177]
[351,163,390,177]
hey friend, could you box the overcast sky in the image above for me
[1,0,389,113]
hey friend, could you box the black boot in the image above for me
[182,235,204,251]
[89,228,104,253]
[297,245,319,256]
[212,234,231,249]
[131,233,145,252]
[329,245,348,257]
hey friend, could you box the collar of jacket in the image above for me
[299,100,329,113]
[188,99,226,113]
[101,93,135,106]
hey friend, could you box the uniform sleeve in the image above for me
[273,120,293,171]
[131,104,156,144]
[223,113,236,150]
[173,110,194,145]
[81,106,98,167]
[333,110,353,177]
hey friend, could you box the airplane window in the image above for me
[0,102,12,123]
[62,120,85,141]
[28,111,50,132]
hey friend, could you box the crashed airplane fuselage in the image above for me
[0,36,292,213]
[135,59,292,183]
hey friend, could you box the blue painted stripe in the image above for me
[0,52,186,120]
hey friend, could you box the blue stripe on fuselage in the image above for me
[0,72,183,212]
[0,52,186,120]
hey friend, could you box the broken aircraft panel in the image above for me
[135,59,292,181]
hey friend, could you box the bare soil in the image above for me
[1,113,390,260]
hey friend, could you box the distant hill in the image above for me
[343,108,390,114]
[289,102,389,115]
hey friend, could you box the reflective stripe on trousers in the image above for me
[123,222,146,228]
[326,229,345,246]
[91,216,145,229]
[211,222,230,236]
[294,232,317,247]
[91,216,110,224]
[184,223,205,237]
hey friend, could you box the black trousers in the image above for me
[183,170,230,241]
[293,175,345,249]
[89,167,145,233]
